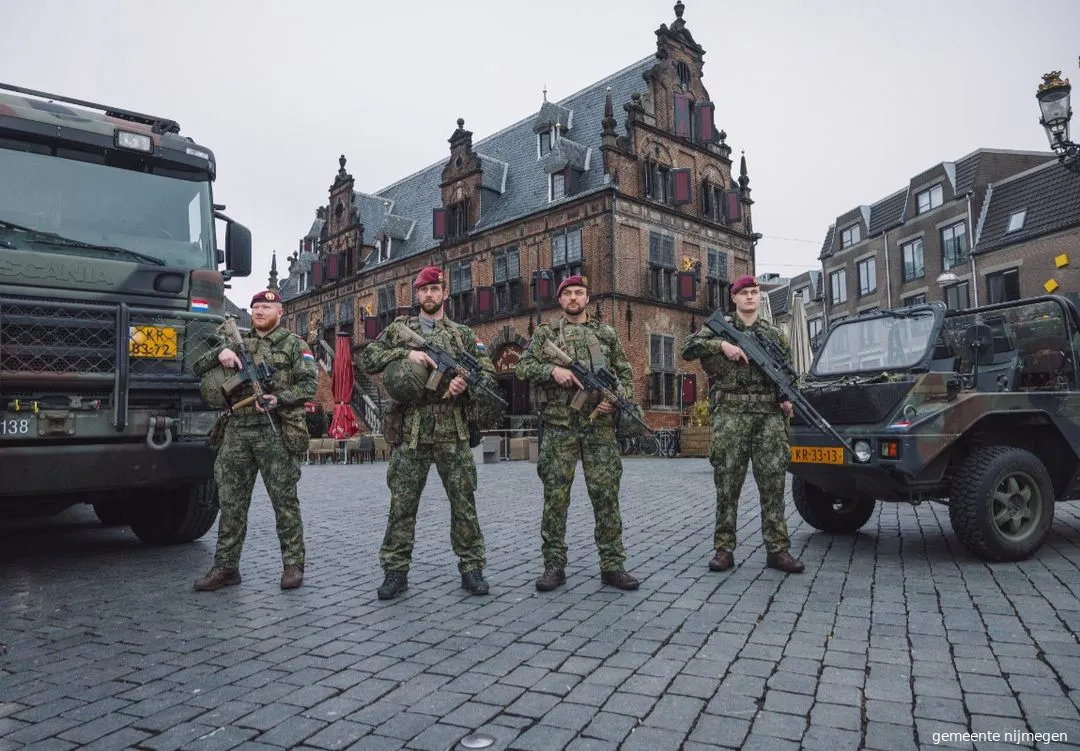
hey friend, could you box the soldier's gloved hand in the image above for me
[407,349,437,369]
[552,366,584,390]
[218,348,242,369]
[447,376,468,398]
[255,394,278,412]
[780,400,793,418]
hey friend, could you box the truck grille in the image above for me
[795,380,913,425]
[2,299,116,374]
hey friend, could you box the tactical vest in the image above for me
[397,316,472,448]
[532,316,609,413]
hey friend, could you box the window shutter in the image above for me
[671,168,692,205]
[676,270,697,302]
[696,102,715,143]
[723,190,742,224]
[325,253,340,281]
[673,94,692,138]
[680,373,697,405]
[311,259,325,287]
[432,208,447,239]
[363,316,380,340]
[535,270,553,303]
[477,286,494,316]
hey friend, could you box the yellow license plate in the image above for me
[791,446,845,465]
[129,325,177,359]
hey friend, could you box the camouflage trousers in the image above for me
[212,423,305,569]
[537,424,626,572]
[710,409,791,554]
[380,440,486,574]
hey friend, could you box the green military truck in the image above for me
[0,82,251,543]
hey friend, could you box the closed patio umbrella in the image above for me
[788,295,815,378]
[328,332,360,440]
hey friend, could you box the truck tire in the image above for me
[792,476,876,533]
[948,446,1054,562]
[92,500,130,526]
[129,480,219,545]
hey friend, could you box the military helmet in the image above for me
[199,365,237,410]
[382,358,431,403]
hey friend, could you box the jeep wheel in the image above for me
[792,476,876,533]
[948,446,1054,562]
[92,500,130,526]
[129,480,219,545]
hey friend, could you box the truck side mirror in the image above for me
[224,221,252,278]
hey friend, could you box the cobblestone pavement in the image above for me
[4,457,1080,751]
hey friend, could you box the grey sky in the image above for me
[3,0,1076,307]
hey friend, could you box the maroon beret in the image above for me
[730,274,759,295]
[557,274,588,297]
[250,290,282,306]
[413,265,445,289]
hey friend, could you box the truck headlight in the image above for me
[853,440,872,463]
[181,410,221,437]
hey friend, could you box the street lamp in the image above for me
[1036,64,1080,175]
[936,271,960,287]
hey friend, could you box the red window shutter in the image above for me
[724,190,742,224]
[681,373,697,405]
[325,254,340,281]
[432,208,447,239]
[536,270,553,303]
[477,286,494,316]
[311,260,325,287]
[676,270,697,301]
[363,316,380,340]
[673,94,692,138]
[696,102,715,143]
[671,168,692,205]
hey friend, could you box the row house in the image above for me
[768,269,825,350]
[816,149,1055,362]
[275,2,758,427]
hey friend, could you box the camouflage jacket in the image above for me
[362,315,496,446]
[194,325,318,427]
[515,314,634,429]
[682,315,792,413]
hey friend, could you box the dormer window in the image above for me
[840,223,861,249]
[448,201,468,239]
[378,236,391,263]
[550,172,565,201]
[916,183,943,214]
[538,129,553,158]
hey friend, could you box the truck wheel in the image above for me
[92,501,130,526]
[792,476,876,533]
[948,446,1054,562]
[129,480,219,545]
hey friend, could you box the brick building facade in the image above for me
[275,3,756,429]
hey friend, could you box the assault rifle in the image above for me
[396,325,508,408]
[702,310,852,453]
[219,315,278,435]
[541,340,654,434]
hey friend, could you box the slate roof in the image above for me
[768,283,790,316]
[867,189,907,237]
[819,226,835,260]
[347,55,656,270]
[975,160,1080,254]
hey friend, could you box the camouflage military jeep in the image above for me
[788,294,1080,562]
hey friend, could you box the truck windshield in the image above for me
[813,309,938,376]
[0,146,214,270]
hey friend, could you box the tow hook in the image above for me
[146,416,174,450]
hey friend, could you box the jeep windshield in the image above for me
[0,144,214,270]
[812,307,939,377]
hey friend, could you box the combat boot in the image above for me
[708,549,734,572]
[280,564,304,590]
[535,568,566,592]
[766,551,805,574]
[600,570,640,591]
[461,569,489,596]
[193,566,241,591]
[377,571,408,600]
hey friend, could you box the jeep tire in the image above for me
[92,500,130,526]
[129,479,219,545]
[948,446,1054,562]
[792,476,876,533]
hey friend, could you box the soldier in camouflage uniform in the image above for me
[192,290,318,591]
[515,275,640,592]
[362,266,497,600]
[682,275,804,574]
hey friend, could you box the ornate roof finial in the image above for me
[739,150,751,192]
[338,154,347,177]
[602,86,617,137]
[674,0,684,19]
[457,117,465,129]
[543,83,547,103]
[555,118,562,137]
[268,250,279,291]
